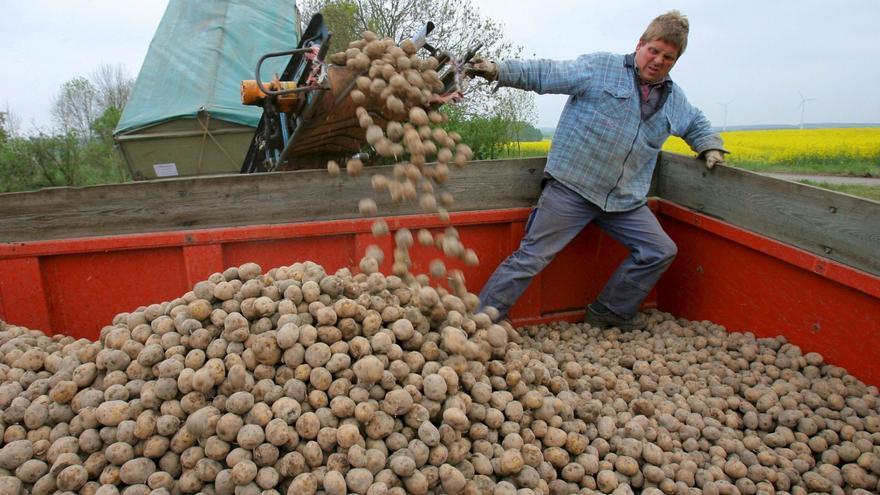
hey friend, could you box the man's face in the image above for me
[635,39,680,83]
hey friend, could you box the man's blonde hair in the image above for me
[640,10,689,57]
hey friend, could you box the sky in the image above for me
[1,0,878,132]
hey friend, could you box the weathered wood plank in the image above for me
[656,152,880,276]
[5,152,878,277]
[0,158,547,242]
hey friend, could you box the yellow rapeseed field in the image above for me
[505,139,552,156]
[508,128,880,167]
[662,128,880,165]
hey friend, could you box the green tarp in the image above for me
[115,0,299,135]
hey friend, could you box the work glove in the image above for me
[703,149,726,170]
[465,57,498,82]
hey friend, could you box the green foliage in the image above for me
[800,180,880,202]
[0,113,8,144]
[300,0,516,59]
[0,65,132,193]
[510,122,543,142]
[732,160,880,177]
[442,104,509,160]
[0,129,127,193]
[52,77,100,138]
[308,0,361,55]
[87,106,130,184]
[92,106,123,143]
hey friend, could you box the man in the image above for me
[467,11,726,331]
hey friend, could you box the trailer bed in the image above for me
[1,154,878,384]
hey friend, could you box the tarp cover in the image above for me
[115,0,299,135]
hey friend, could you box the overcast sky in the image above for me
[1,0,878,131]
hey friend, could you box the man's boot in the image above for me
[585,303,647,331]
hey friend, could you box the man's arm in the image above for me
[470,55,597,96]
[675,92,729,169]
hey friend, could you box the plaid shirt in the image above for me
[498,52,724,212]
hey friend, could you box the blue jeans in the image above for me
[479,179,677,320]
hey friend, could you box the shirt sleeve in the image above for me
[497,55,595,96]
[675,91,729,154]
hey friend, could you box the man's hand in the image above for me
[464,57,498,81]
[703,150,726,169]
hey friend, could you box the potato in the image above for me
[56,464,89,491]
[323,471,348,495]
[289,472,318,495]
[382,388,414,416]
[236,424,265,450]
[347,158,365,177]
[16,458,48,483]
[423,374,448,401]
[596,469,619,492]
[0,439,33,470]
[359,198,378,216]
[353,355,385,384]
[118,457,155,485]
[346,467,374,494]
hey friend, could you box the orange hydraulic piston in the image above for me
[241,80,300,112]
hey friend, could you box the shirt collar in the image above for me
[625,52,672,86]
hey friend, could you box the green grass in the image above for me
[799,180,880,202]
[733,160,880,177]
[501,149,549,159]
[498,152,880,178]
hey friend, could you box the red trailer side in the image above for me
[2,200,878,384]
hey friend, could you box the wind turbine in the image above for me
[798,92,816,130]
[716,99,734,132]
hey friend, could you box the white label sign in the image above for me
[153,163,179,177]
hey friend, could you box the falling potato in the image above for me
[326,160,340,176]
[358,198,378,216]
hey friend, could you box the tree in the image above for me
[90,63,133,112]
[0,112,7,144]
[4,132,82,188]
[301,0,362,55]
[512,122,543,142]
[0,66,134,192]
[2,104,21,140]
[441,105,509,160]
[496,87,539,147]
[47,66,132,183]
[299,0,517,69]
[90,106,130,182]
[51,77,100,139]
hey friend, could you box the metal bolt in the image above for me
[828,206,837,213]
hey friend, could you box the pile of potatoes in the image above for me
[0,260,504,495]
[1,259,879,495]
[512,317,880,495]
